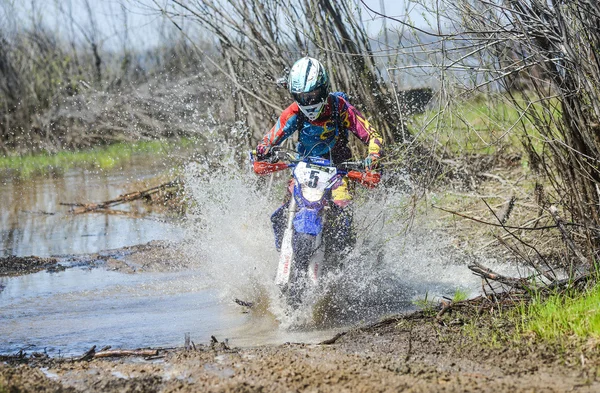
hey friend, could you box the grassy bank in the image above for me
[0,138,199,180]
[450,281,600,353]
[518,283,600,343]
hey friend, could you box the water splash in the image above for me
[181,155,488,331]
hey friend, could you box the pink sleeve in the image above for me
[339,98,384,158]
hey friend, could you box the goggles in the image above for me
[291,85,328,106]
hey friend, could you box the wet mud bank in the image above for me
[2,313,598,392]
[0,255,60,277]
[0,240,188,278]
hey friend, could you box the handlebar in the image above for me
[250,147,380,188]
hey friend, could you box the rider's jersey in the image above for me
[257,95,383,164]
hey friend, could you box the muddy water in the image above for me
[0,267,334,356]
[0,157,180,257]
[0,157,493,356]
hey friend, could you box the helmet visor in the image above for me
[292,85,328,106]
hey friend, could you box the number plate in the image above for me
[294,162,336,191]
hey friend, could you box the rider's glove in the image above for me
[255,145,271,161]
[364,153,380,171]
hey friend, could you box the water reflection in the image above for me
[0,158,181,257]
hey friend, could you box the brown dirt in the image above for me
[2,313,598,392]
[0,255,59,277]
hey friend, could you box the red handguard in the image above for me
[347,170,381,189]
[253,161,289,175]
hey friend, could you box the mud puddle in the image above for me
[0,155,182,258]
[1,266,221,355]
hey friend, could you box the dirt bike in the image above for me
[250,147,380,309]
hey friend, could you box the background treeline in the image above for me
[0,1,236,154]
[0,0,438,155]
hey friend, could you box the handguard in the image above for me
[347,170,381,189]
[253,160,289,175]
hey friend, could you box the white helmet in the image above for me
[288,57,330,121]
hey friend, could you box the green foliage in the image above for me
[519,285,600,342]
[413,94,538,156]
[452,288,469,302]
[0,139,191,179]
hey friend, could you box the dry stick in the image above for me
[77,345,96,362]
[436,300,453,319]
[61,179,180,214]
[481,198,558,281]
[500,236,563,287]
[93,349,158,359]
[500,196,516,225]
[184,333,191,351]
[481,276,506,310]
[210,335,230,350]
[468,261,529,288]
[549,205,589,267]
[432,204,570,231]
[493,233,551,283]
[234,298,254,308]
[319,332,347,345]
[437,295,490,320]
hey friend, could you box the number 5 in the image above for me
[308,170,319,188]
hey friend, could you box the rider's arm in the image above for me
[256,103,301,157]
[338,98,384,164]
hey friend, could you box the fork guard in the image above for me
[293,208,322,236]
[253,161,289,175]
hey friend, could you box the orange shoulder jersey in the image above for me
[257,94,383,163]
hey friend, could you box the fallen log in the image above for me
[61,178,181,214]
[94,349,158,358]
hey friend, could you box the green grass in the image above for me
[412,93,554,158]
[413,94,522,154]
[0,138,198,179]
[519,284,600,343]
[457,285,600,348]
[413,291,442,317]
[452,288,469,302]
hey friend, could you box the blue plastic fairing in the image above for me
[293,208,322,235]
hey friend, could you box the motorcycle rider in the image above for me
[256,56,383,254]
